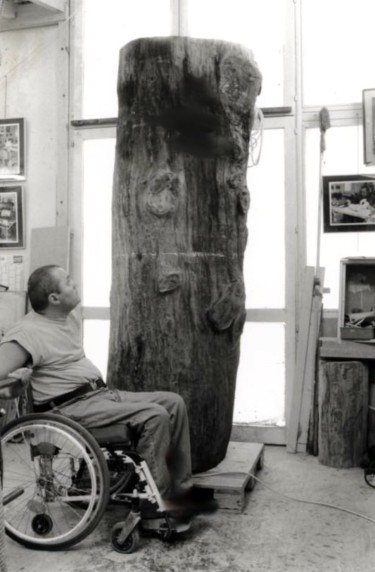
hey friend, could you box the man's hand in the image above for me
[8,366,32,387]
[0,367,32,399]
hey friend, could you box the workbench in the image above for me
[319,337,375,360]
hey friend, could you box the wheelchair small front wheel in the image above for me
[31,514,54,536]
[111,523,140,554]
[364,468,375,488]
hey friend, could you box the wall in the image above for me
[0,3,69,286]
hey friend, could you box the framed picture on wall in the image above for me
[363,89,375,165]
[0,118,25,180]
[0,186,24,248]
[323,174,375,232]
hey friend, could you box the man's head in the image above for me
[27,265,80,314]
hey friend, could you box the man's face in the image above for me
[51,267,81,311]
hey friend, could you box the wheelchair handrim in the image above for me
[2,420,103,546]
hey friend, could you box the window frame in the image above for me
[68,0,299,443]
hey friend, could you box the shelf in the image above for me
[319,337,375,360]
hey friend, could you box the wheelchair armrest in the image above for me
[0,377,27,400]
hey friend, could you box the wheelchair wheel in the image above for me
[111,522,140,554]
[1,413,110,550]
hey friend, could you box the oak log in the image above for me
[319,361,368,468]
[107,37,262,472]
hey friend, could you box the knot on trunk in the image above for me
[145,170,181,217]
[207,279,245,332]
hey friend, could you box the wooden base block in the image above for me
[192,441,264,513]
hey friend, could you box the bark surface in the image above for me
[107,36,262,472]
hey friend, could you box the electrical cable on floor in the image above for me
[193,470,375,524]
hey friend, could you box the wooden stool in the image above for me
[319,360,368,468]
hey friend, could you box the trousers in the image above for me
[59,389,192,498]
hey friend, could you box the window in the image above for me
[82,138,114,307]
[184,0,289,108]
[81,0,172,119]
[72,0,296,440]
[301,0,375,106]
[244,129,285,309]
[235,322,285,424]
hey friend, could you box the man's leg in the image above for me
[60,391,175,497]
[116,391,193,495]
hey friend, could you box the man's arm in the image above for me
[0,341,30,379]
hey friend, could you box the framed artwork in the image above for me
[323,175,375,233]
[0,118,25,180]
[0,186,24,248]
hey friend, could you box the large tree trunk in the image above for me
[107,37,262,472]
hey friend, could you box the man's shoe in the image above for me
[163,488,219,517]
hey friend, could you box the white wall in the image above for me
[0,9,69,285]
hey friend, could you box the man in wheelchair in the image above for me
[0,264,214,525]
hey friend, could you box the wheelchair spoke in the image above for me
[1,414,109,549]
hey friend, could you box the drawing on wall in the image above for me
[0,186,24,248]
[323,175,375,232]
[0,119,25,180]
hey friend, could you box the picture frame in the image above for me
[0,186,24,248]
[363,89,375,165]
[323,174,375,233]
[0,118,25,180]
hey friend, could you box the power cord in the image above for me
[193,470,375,525]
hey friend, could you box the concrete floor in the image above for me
[6,445,375,572]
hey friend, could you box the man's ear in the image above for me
[48,292,60,305]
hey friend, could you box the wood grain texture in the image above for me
[319,361,368,467]
[107,37,262,472]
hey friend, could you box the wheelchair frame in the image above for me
[0,383,191,553]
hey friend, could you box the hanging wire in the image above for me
[248,107,264,167]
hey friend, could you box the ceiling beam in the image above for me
[29,0,65,13]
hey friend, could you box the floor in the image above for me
[6,445,375,572]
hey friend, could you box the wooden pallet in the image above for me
[192,441,264,513]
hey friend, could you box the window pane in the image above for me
[185,0,286,107]
[244,128,285,308]
[302,0,375,105]
[84,320,286,426]
[234,322,285,424]
[83,138,115,306]
[83,320,110,379]
[305,125,375,309]
[81,0,173,118]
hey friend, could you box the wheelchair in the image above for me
[0,378,191,553]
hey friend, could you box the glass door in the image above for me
[233,118,297,444]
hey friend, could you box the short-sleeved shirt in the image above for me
[1,309,102,403]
